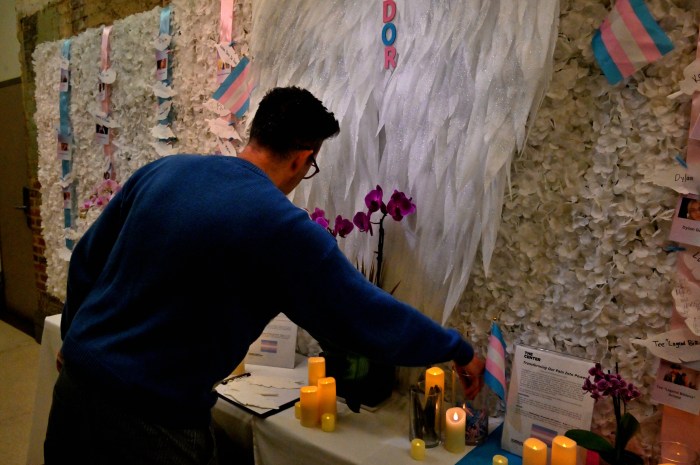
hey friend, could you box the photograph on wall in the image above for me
[56,134,71,161]
[95,124,109,145]
[669,194,700,247]
[651,360,700,414]
[155,50,168,81]
[97,82,106,102]
[59,68,69,92]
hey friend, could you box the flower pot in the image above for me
[320,345,395,413]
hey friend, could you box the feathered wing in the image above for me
[248,0,558,324]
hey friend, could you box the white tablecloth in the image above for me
[26,314,62,465]
[28,315,471,465]
[253,393,471,465]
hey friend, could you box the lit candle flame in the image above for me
[453,411,459,421]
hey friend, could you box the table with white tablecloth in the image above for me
[28,314,476,465]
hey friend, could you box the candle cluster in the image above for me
[523,436,577,465]
[298,357,337,432]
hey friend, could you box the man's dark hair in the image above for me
[249,86,340,158]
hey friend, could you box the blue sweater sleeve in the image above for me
[277,219,474,367]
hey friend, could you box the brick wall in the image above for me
[15,0,167,336]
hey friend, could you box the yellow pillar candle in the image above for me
[552,436,577,465]
[493,455,509,465]
[523,438,547,465]
[425,367,445,398]
[294,401,301,420]
[410,438,426,461]
[444,407,466,453]
[321,413,336,432]
[299,386,319,427]
[308,357,326,386]
[317,376,337,417]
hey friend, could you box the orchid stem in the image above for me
[375,214,386,287]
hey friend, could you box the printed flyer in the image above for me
[245,313,298,368]
[501,345,596,455]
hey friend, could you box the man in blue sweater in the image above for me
[45,87,484,465]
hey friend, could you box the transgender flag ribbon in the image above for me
[591,0,673,85]
[484,321,507,401]
[212,56,253,119]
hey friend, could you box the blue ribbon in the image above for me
[157,6,173,128]
[59,39,75,249]
[59,40,72,140]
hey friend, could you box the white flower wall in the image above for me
[35,3,253,301]
[451,0,696,446]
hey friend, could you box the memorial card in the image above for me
[669,194,700,247]
[651,360,700,414]
[501,345,596,455]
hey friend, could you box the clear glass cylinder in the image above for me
[446,369,489,446]
[408,380,443,448]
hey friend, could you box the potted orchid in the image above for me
[565,363,643,465]
[309,185,416,411]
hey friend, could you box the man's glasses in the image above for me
[303,156,320,179]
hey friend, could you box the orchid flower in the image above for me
[311,207,330,229]
[333,215,354,238]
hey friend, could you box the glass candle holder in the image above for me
[652,441,699,465]
[446,369,489,446]
[409,381,443,448]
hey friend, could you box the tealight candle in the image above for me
[444,407,465,453]
[425,367,445,398]
[321,413,336,432]
[522,438,547,465]
[493,455,509,465]
[294,401,301,420]
[308,357,326,386]
[410,438,426,461]
[317,377,337,418]
[552,435,577,465]
[299,386,319,427]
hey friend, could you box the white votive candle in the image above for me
[444,407,465,453]
[321,412,336,432]
[411,438,426,461]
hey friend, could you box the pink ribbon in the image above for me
[219,0,234,44]
[100,25,115,180]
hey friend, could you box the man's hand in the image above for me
[56,350,64,372]
[453,356,485,400]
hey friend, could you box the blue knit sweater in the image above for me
[61,154,473,426]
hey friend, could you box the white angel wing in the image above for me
[247,0,558,324]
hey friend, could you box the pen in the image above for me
[220,372,251,385]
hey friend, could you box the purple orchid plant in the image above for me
[565,363,643,465]
[310,185,416,289]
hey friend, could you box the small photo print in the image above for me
[95,124,109,145]
[56,135,71,160]
[155,50,168,81]
[98,82,107,102]
[652,360,700,415]
[59,68,69,92]
[669,194,700,247]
